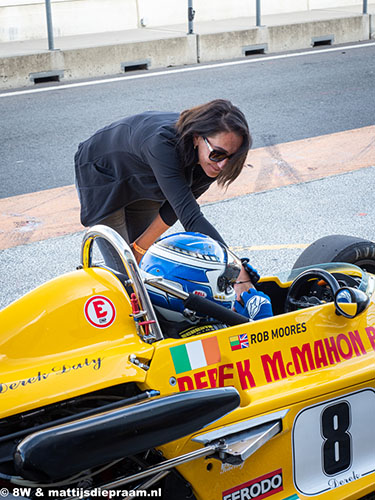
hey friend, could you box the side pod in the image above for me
[14,387,240,482]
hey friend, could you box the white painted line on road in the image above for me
[231,244,308,252]
[1,42,375,98]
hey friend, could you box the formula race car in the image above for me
[0,226,375,500]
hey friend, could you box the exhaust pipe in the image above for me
[15,387,240,482]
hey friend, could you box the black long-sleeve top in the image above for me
[74,111,225,244]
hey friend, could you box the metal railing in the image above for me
[188,0,195,34]
[185,0,369,35]
[44,0,54,50]
[256,0,261,27]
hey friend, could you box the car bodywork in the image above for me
[0,225,374,500]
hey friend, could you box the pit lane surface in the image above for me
[1,42,375,198]
[0,43,374,309]
[0,125,374,250]
[1,164,374,310]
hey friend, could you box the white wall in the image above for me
[0,0,367,42]
[137,0,313,25]
[310,0,362,7]
[137,0,185,26]
[0,0,138,41]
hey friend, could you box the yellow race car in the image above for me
[0,226,374,500]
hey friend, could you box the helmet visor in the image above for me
[217,247,242,293]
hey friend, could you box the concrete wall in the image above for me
[1,12,371,90]
[0,0,365,42]
[198,15,369,62]
[0,33,197,88]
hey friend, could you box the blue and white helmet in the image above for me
[140,232,242,322]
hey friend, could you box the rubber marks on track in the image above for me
[201,125,375,203]
[0,125,374,250]
[0,185,82,250]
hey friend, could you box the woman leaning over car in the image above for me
[74,99,251,265]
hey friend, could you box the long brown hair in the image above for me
[175,99,252,187]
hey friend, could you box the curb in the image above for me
[0,14,372,90]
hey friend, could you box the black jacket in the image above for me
[75,111,224,243]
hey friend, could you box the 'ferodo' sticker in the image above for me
[222,469,283,500]
[84,296,116,328]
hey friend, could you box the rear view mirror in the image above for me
[334,287,370,318]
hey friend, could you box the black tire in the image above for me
[293,235,375,274]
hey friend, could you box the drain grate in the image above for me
[121,59,150,73]
[242,44,268,56]
[29,70,64,84]
[311,35,334,47]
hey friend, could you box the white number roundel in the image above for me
[84,296,116,328]
[292,389,375,496]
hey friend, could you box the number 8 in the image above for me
[321,402,352,476]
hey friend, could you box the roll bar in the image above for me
[80,225,164,342]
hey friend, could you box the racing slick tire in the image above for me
[293,235,375,274]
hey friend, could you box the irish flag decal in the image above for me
[170,337,221,375]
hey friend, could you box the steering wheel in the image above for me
[285,268,340,313]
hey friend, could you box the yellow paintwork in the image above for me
[0,267,374,499]
[0,268,154,416]
[141,279,375,500]
[157,381,375,500]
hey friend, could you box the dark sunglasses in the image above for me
[203,137,235,163]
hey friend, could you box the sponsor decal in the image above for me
[271,322,306,340]
[220,462,245,474]
[176,359,256,392]
[238,322,307,346]
[84,295,116,328]
[262,329,369,382]
[0,357,102,394]
[222,469,283,500]
[230,333,249,351]
[179,324,222,339]
[193,290,207,297]
[169,337,220,375]
[174,327,375,392]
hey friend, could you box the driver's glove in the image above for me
[234,289,273,321]
[241,258,260,285]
